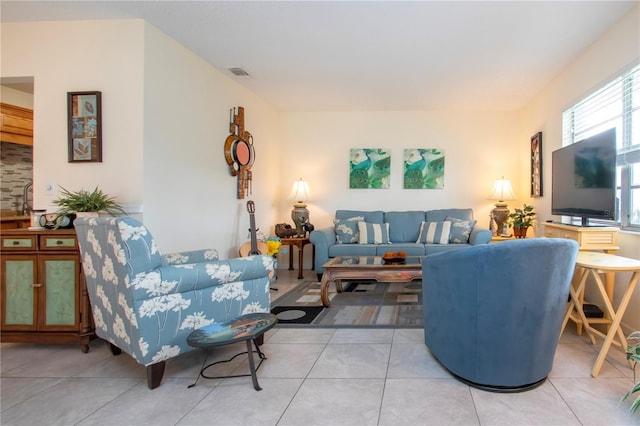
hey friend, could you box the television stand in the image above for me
[542,222,618,253]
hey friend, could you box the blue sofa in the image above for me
[309,208,491,276]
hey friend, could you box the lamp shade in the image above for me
[489,177,516,202]
[289,179,311,202]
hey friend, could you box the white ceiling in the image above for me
[1,1,637,112]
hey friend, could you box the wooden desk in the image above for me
[561,251,640,377]
[280,237,315,279]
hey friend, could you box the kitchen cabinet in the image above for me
[1,102,33,145]
[0,229,94,352]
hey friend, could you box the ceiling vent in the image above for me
[228,67,251,77]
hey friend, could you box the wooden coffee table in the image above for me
[319,256,423,307]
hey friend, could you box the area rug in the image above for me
[270,280,423,328]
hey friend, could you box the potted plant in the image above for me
[508,204,536,238]
[53,186,126,217]
[622,331,640,413]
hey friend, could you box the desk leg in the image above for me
[591,271,638,377]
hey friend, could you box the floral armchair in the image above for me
[74,217,274,389]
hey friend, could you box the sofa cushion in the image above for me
[334,216,364,244]
[446,216,477,244]
[357,222,391,244]
[417,221,452,244]
[384,211,425,243]
[426,208,473,222]
[329,244,377,257]
[376,243,425,256]
[336,210,384,223]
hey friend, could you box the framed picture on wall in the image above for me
[403,148,445,189]
[67,91,102,162]
[349,148,390,189]
[530,131,542,197]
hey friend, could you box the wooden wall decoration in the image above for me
[224,107,255,199]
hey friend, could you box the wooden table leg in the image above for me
[297,244,304,279]
[288,244,294,270]
[562,267,596,345]
[591,271,638,377]
[320,272,332,307]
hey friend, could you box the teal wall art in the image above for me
[403,149,445,189]
[349,148,390,189]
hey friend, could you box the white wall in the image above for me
[280,110,521,231]
[141,23,282,257]
[1,20,145,217]
[519,5,640,331]
[1,20,282,259]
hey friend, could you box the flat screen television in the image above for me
[551,128,616,226]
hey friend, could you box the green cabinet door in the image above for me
[2,256,36,328]
[41,255,78,329]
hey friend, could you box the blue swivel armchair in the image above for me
[422,238,579,392]
[74,217,275,389]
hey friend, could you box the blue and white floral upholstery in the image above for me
[74,217,274,389]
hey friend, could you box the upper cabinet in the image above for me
[1,103,33,146]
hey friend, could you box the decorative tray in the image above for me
[382,251,407,264]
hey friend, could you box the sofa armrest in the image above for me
[469,227,491,245]
[309,227,336,274]
[131,255,275,300]
[162,249,219,265]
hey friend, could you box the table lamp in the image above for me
[489,177,516,236]
[289,178,311,237]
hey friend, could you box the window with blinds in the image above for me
[562,63,640,230]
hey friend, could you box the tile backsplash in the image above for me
[1,142,33,212]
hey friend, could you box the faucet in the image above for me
[22,181,32,216]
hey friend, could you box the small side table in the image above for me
[280,237,315,279]
[187,312,277,390]
[561,251,640,377]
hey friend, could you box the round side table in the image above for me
[187,312,277,390]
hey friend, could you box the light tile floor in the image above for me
[1,269,638,425]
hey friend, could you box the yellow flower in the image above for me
[266,240,281,257]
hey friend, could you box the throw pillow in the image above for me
[357,222,391,244]
[416,221,452,244]
[334,216,365,244]
[446,216,477,244]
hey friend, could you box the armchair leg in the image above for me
[146,362,166,389]
[108,343,122,356]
